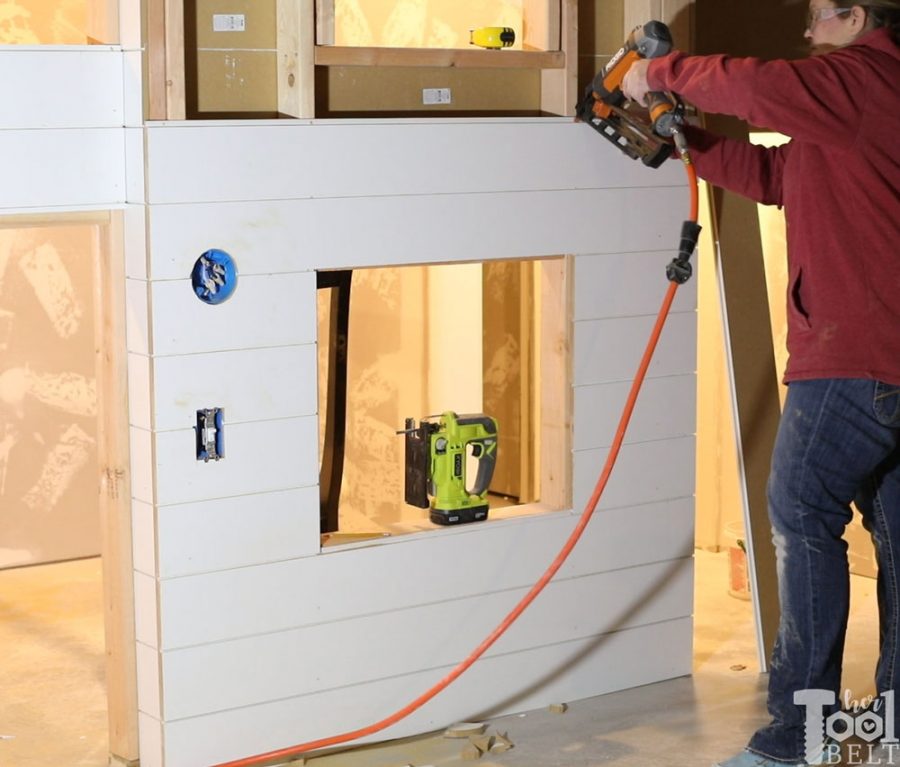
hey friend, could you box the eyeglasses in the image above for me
[806,6,854,30]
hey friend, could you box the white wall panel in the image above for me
[127,352,152,431]
[145,120,685,204]
[133,571,160,648]
[573,436,695,514]
[125,278,150,355]
[156,487,320,578]
[137,713,163,767]
[152,345,316,431]
[574,250,698,319]
[0,48,123,129]
[132,499,156,577]
[161,617,692,767]
[136,642,162,719]
[160,559,691,720]
[125,127,145,203]
[124,204,148,280]
[132,119,698,766]
[145,187,687,279]
[156,500,693,649]
[0,128,125,212]
[573,311,696,385]
[154,416,319,506]
[122,51,143,128]
[150,272,316,356]
[573,374,697,451]
[129,426,153,505]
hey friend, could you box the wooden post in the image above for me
[277,0,316,117]
[540,0,578,115]
[145,0,185,119]
[539,256,572,509]
[93,213,140,766]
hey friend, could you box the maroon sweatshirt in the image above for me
[647,28,900,386]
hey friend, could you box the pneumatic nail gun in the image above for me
[576,20,686,168]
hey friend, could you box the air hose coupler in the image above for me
[667,220,702,284]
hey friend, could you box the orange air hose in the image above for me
[213,154,700,767]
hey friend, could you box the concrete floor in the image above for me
[0,549,880,767]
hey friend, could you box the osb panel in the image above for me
[197,50,278,112]
[0,225,100,568]
[321,66,541,113]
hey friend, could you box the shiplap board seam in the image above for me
[159,614,694,720]
[157,563,692,717]
[157,618,692,766]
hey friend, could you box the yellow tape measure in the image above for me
[469,27,516,49]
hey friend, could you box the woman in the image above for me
[623,4,900,767]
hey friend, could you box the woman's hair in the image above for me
[832,1,900,43]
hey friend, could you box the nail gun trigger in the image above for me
[471,443,483,458]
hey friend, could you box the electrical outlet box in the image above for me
[422,88,452,105]
[213,13,246,32]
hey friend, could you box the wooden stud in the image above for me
[540,0,577,115]
[277,0,316,118]
[315,0,334,45]
[93,213,140,764]
[538,256,572,510]
[145,0,185,119]
[165,0,186,119]
[145,0,168,119]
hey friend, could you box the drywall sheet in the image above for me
[131,119,697,767]
[0,225,101,568]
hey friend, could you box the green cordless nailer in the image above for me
[400,411,499,525]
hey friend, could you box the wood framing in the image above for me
[277,0,315,118]
[146,0,185,119]
[93,214,140,764]
[148,0,577,118]
[540,0,577,115]
[314,46,565,69]
[539,256,572,509]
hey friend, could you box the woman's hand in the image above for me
[622,59,651,105]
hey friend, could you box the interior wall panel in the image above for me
[573,435,696,513]
[149,272,317,356]
[157,617,694,767]
[574,250,698,318]
[151,345,317,431]
[573,374,697,450]
[154,499,694,650]
[574,311,697,384]
[144,120,685,204]
[0,129,125,212]
[153,416,319,506]
[131,120,698,766]
[154,487,321,578]
[159,560,693,720]
[144,187,688,279]
[0,48,123,129]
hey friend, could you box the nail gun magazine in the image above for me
[576,20,686,167]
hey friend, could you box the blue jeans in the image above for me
[748,379,900,763]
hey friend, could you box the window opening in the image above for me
[317,256,570,546]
